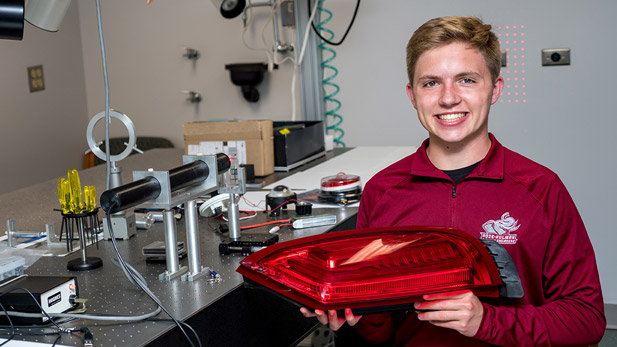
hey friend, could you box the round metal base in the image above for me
[67,257,103,271]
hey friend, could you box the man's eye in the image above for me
[461,78,475,84]
[423,81,437,87]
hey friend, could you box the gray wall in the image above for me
[0,0,614,304]
[0,2,87,194]
[326,0,617,303]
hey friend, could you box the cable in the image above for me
[104,209,201,347]
[240,219,291,231]
[242,196,266,210]
[308,0,360,46]
[95,0,112,190]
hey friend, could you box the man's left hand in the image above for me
[414,290,483,337]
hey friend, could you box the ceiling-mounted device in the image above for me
[237,226,524,314]
[225,63,278,103]
[0,0,25,40]
[211,0,246,19]
[0,0,71,40]
[25,0,71,32]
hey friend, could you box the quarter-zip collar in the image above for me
[409,133,505,181]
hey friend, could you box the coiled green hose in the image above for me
[316,0,345,147]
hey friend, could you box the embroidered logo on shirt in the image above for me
[480,212,520,245]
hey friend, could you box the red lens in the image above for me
[237,226,502,311]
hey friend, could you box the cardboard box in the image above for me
[273,121,326,171]
[183,120,274,176]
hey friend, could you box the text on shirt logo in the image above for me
[480,212,520,245]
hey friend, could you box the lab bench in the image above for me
[0,148,358,347]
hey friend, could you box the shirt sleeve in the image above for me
[474,180,605,346]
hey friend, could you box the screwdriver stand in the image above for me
[61,209,103,271]
[133,155,220,282]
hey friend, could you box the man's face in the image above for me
[407,42,503,148]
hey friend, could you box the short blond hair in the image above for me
[406,16,501,84]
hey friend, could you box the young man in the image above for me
[301,16,605,346]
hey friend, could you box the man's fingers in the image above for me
[300,307,363,330]
[345,308,363,326]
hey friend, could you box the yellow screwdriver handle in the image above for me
[67,169,83,213]
[84,186,97,212]
[57,178,71,214]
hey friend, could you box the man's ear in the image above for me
[406,83,418,109]
[491,76,504,105]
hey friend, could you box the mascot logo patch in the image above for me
[481,212,520,245]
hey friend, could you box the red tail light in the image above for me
[237,226,504,312]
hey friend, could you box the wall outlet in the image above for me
[27,65,45,92]
[542,48,570,66]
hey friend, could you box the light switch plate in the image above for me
[542,48,570,66]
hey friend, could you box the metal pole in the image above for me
[163,209,179,273]
[185,200,200,274]
[228,193,241,240]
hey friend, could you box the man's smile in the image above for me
[436,112,468,122]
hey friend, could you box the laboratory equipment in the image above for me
[100,153,231,281]
[86,109,139,240]
[317,173,362,205]
[218,162,279,255]
[225,63,277,102]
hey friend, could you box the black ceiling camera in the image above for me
[266,185,297,217]
[225,63,278,102]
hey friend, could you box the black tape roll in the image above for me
[100,176,161,214]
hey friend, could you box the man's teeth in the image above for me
[437,113,466,121]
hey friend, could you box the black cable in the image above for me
[147,317,202,347]
[50,334,62,347]
[0,302,15,347]
[308,0,361,46]
[105,207,201,347]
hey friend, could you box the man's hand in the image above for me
[414,290,483,337]
[300,308,362,331]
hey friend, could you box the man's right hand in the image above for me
[299,307,362,331]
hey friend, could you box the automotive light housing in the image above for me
[237,226,513,313]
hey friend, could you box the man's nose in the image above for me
[439,84,461,107]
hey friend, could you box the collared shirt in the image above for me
[355,134,605,346]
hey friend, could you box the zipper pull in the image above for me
[452,186,457,198]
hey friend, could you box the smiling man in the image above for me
[301,16,605,346]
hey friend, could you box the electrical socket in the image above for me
[542,48,570,66]
[27,65,45,92]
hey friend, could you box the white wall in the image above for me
[0,2,88,194]
[77,0,300,147]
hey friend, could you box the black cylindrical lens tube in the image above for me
[169,160,209,191]
[100,177,161,214]
[216,153,231,174]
